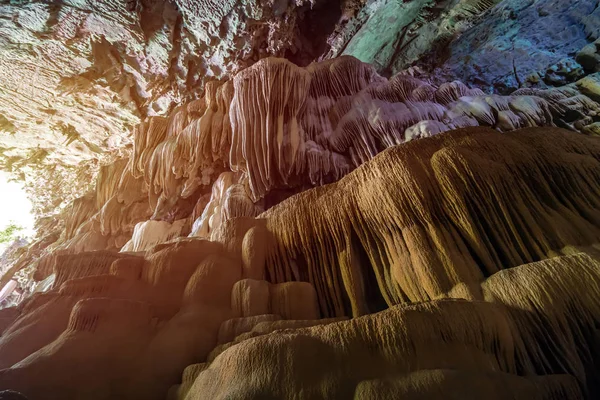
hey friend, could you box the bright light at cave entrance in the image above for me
[0,172,35,252]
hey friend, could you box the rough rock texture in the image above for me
[0,0,352,216]
[429,0,600,93]
[0,127,600,399]
[2,0,600,217]
[0,0,172,214]
[2,54,600,315]
[329,0,503,74]
[328,0,600,93]
[2,1,600,399]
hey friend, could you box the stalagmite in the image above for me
[182,252,600,399]
[231,279,271,317]
[216,314,282,345]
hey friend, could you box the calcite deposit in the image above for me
[1,1,600,399]
[2,123,600,399]
[0,0,355,216]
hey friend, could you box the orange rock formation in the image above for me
[1,56,600,399]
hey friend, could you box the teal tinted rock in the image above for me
[434,0,599,93]
[342,0,433,72]
[576,40,600,72]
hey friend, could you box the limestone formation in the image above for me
[0,123,598,399]
[0,0,362,218]
[2,56,599,280]
[1,7,600,397]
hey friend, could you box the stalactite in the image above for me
[63,194,97,241]
[95,159,129,210]
[31,56,600,264]
[262,127,600,317]
[229,58,311,201]
[131,117,169,179]
[3,54,600,400]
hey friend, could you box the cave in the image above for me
[0,0,600,399]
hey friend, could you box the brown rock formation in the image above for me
[0,0,362,218]
[1,57,598,276]
[1,1,600,399]
[0,123,598,399]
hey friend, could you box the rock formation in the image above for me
[1,1,600,399]
[1,123,600,399]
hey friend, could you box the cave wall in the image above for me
[0,0,346,215]
[2,0,600,217]
[0,1,600,399]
